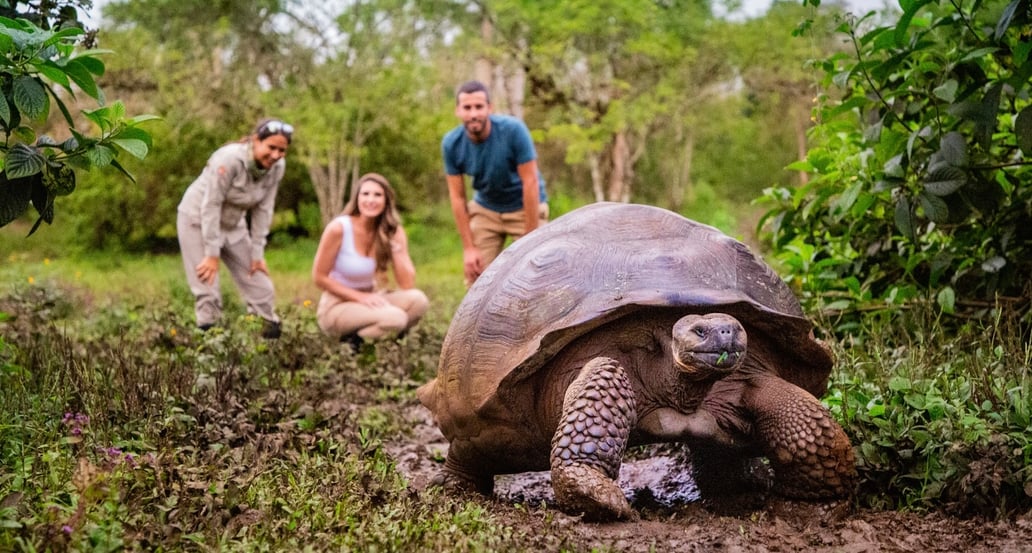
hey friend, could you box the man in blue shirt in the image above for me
[442,80,548,285]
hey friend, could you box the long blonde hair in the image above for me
[343,172,401,273]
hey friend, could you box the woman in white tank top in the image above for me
[311,173,429,350]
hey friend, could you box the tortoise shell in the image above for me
[419,202,833,431]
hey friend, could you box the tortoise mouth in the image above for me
[673,349,745,377]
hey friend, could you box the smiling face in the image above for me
[356,178,387,219]
[671,313,748,379]
[455,90,492,142]
[252,134,289,169]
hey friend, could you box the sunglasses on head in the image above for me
[258,120,294,139]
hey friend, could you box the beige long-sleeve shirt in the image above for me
[177,142,284,260]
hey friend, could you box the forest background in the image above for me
[11,0,876,252]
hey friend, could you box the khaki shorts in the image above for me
[468,200,549,267]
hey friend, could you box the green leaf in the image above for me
[938,132,967,167]
[12,75,49,121]
[111,138,149,159]
[0,174,33,227]
[61,58,100,100]
[894,195,915,241]
[994,0,1022,41]
[918,191,949,223]
[932,79,957,102]
[923,164,965,196]
[109,159,138,184]
[1015,106,1032,156]
[4,143,45,178]
[0,95,9,126]
[85,144,117,168]
[72,54,106,76]
[43,163,75,196]
[31,60,72,91]
[936,286,955,314]
[889,376,912,392]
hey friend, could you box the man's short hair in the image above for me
[456,80,490,104]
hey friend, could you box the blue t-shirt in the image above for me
[442,114,547,213]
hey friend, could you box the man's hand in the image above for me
[463,247,484,285]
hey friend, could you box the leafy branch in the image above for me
[0,15,159,235]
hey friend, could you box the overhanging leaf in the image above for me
[0,174,33,227]
[85,144,117,168]
[4,143,46,178]
[111,138,149,159]
[62,58,100,100]
[12,75,49,121]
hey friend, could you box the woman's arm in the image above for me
[390,226,417,289]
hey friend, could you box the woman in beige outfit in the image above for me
[312,173,429,350]
[176,118,293,338]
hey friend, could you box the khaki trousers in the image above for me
[468,200,549,267]
[177,213,278,327]
[316,288,429,339]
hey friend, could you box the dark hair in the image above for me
[252,117,294,144]
[455,80,490,104]
[344,172,401,273]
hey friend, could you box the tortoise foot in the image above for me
[428,466,494,496]
[553,462,638,521]
[549,356,638,521]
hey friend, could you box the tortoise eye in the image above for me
[694,327,706,338]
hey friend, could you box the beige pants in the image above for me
[468,200,549,267]
[316,288,429,339]
[177,213,278,327]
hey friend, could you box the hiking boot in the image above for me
[340,332,364,352]
[261,320,282,339]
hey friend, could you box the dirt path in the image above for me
[387,404,1032,553]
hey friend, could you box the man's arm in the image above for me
[516,159,541,235]
[447,174,483,283]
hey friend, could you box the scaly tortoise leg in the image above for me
[746,375,856,499]
[550,356,638,521]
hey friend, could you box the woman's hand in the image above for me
[359,291,388,308]
[195,256,220,285]
[250,259,269,276]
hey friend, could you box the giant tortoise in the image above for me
[417,202,855,520]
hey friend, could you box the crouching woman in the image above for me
[312,173,429,349]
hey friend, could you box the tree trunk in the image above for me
[589,153,605,203]
[606,130,632,202]
[793,97,810,185]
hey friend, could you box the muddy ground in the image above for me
[386,403,1032,552]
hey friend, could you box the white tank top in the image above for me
[329,216,376,290]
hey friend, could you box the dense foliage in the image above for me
[0,2,156,235]
[762,0,1032,329]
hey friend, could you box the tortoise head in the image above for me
[671,313,747,379]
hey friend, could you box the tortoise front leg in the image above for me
[550,356,638,521]
[744,375,856,499]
